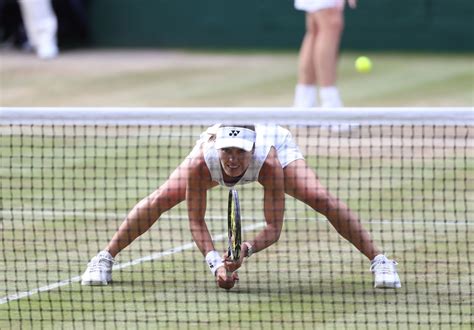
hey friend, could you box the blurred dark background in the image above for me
[0,0,89,49]
[1,0,473,51]
[87,0,473,51]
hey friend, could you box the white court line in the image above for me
[0,222,265,305]
[2,209,472,226]
[1,211,472,305]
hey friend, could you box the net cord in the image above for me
[1,107,473,126]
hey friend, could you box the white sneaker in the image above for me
[81,251,115,286]
[370,254,401,289]
[36,42,58,60]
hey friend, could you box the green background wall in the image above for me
[89,0,473,51]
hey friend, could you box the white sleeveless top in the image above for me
[192,124,304,188]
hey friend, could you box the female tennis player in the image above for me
[82,124,401,290]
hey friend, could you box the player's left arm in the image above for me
[223,147,284,273]
[252,147,285,253]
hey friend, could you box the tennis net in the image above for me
[1,107,473,328]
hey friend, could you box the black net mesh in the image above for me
[1,109,473,328]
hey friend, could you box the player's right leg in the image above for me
[81,160,190,285]
[105,162,190,258]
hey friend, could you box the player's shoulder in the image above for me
[186,152,213,185]
[258,147,283,185]
[261,147,281,171]
[186,148,208,172]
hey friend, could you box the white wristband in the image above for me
[243,242,254,257]
[205,250,223,276]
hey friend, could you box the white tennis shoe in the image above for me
[81,250,114,286]
[370,254,401,289]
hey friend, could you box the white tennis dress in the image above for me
[191,125,304,187]
[294,0,344,12]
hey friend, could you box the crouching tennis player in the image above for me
[82,124,401,290]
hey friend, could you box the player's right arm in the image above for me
[186,152,215,256]
[225,147,285,276]
[253,147,286,252]
[186,151,236,289]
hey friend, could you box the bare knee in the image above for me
[305,24,317,38]
[303,11,319,36]
[146,190,168,218]
[145,190,163,217]
[317,9,344,33]
[129,192,162,225]
[147,185,184,216]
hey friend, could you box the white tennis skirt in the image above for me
[270,125,305,168]
[294,0,344,12]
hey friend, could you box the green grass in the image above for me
[338,52,474,106]
[1,124,473,328]
[1,49,472,328]
[0,50,472,107]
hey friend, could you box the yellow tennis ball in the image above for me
[355,56,372,73]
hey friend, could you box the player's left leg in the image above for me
[283,159,379,260]
[283,159,401,288]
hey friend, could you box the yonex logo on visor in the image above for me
[215,126,256,152]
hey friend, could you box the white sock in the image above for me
[371,254,385,263]
[293,84,317,108]
[320,86,343,108]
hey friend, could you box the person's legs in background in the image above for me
[18,0,58,59]
[313,6,344,107]
[294,13,318,107]
[294,0,345,108]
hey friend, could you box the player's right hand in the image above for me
[215,266,239,290]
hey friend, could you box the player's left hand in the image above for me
[222,249,244,273]
[347,0,357,9]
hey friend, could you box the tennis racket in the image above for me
[227,188,242,262]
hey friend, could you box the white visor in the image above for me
[214,127,256,152]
